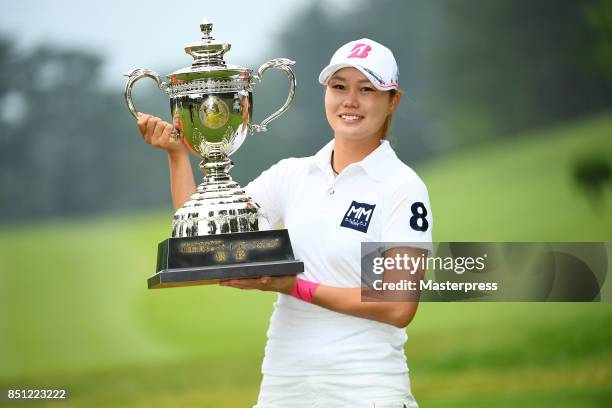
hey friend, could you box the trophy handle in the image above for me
[250,58,297,133]
[123,68,181,140]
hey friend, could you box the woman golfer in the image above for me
[137,38,432,408]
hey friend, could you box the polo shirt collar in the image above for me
[310,139,396,181]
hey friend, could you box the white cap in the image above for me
[318,38,399,91]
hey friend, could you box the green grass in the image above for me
[1,113,612,407]
[419,112,612,241]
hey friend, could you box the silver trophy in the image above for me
[124,18,303,289]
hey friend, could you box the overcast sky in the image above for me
[0,0,356,88]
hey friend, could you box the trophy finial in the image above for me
[185,17,230,66]
[200,18,213,40]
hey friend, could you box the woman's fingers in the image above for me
[151,119,167,145]
[135,113,184,155]
[219,276,273,290]
[139,116,173,146]
[137,114,151,138]
[144,116,159,143]
[160,124,177,146]
[220,278,257,289]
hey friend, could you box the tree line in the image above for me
[0,0,610,222]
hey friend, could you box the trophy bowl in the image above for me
[124,18,303,288]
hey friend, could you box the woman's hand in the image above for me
[137,113,185,157]
[220,275,297,294]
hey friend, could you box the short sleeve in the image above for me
[381,179,433,252]
[243,160,288,229]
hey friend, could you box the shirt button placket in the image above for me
[328,179,336,196]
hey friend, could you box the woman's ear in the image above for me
[389,91,401,114]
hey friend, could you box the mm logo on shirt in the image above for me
[341,201,376,233]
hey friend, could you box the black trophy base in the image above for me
[149,229,304,289]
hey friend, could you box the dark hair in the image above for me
[380,89,399,140]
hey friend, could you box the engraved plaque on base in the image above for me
[150,230,304,289]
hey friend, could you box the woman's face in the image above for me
[324,67,399,142]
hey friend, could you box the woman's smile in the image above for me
[339,113,365,123]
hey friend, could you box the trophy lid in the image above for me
[184,18,230,66]
[167,18,250,86]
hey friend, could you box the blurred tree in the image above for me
[573,154,611,210]
[0,39,171,222]
[435,0,612,143]
[2,0,612,221]
[274,0,612,160]
[585,0,612,83]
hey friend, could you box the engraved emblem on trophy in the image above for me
[124,18,303,288]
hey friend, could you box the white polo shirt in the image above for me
[244,139,433,376]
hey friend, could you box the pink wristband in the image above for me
[290,279,320,303]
